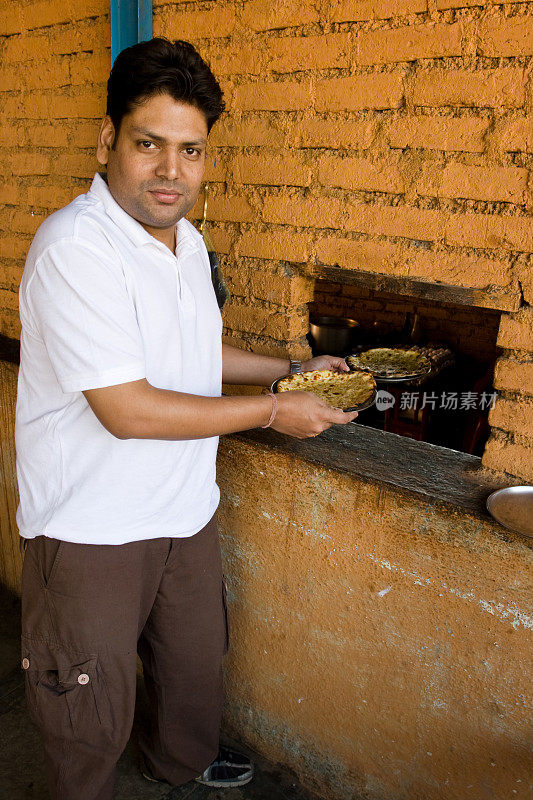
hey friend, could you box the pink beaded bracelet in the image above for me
[261,392,278,428]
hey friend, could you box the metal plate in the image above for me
[271,375,377,414]
[371,369,432,384]
[486,486,533,537]
[343,388,377,413]
[346,351,432,383]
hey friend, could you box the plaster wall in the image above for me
[217,435,532,800]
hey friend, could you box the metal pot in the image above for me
[309,316,359,355]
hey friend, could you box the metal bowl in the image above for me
[486,486,533,537]
[309,316,359,354]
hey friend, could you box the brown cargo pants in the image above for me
[20,515,228,800]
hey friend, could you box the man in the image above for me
[15,38,357,800]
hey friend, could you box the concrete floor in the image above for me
[0,586,319,800]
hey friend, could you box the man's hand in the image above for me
[270,390,358,439]
[302,355,350,373]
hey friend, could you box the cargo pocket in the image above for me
[21,636,114,747]
[222,578,230,655]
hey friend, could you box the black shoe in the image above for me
[195,745,254,788]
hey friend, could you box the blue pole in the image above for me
[111,0,153,65]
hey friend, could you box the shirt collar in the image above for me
[88,173,200,258]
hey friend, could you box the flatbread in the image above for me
[346,348,431,378]
[276,369,376,411]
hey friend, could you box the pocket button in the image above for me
[77,673,90,685]
[21,658,30,670]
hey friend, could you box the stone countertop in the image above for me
[232,422,524,522]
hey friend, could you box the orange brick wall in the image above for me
[1,1,532,479]
[154,0,533,480]
[0,0,108,337]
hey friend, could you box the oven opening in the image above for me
[309,280,502,456]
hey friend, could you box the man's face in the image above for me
[97,93,208,248]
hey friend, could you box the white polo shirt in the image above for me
[15,173,222,545]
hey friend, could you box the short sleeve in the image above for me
[23,238,146,393]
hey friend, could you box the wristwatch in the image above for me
[289,359,303,374]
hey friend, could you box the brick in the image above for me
[316,236,511,288]
[438,0,528,5]
[48,22,110,55]
[356,22,463,65]
[190,194,255,224]
[497,118,533,154]
[436,0,484,7]
[70,0,109,17]
[0,289,21,312]
[210,117,286,149]
[439,164,528,204]
[207,228,232,255]
[0,126,26,146]
[69,51,110,86]
[232,81,312,112]
[200,154,227,184]
[436,0,528,6]
[315,74,404,112]
[68,121,101,148]
[0,264,25,291]
[516,260,533,305]
[0,59,70,91]
[241,0,319,32]
[262,196,345,228]
[411,68,525,109]
[9,152,51,176]
[3,91,105,120]
[0,236,31,260]
[268,33,353,73]
[0,310,22,339]
[387,116,489,153]
[482,432,533,482]
[236,230,310,263]
[154,5,235,40]
[345,203,446,241]
[497,308,533,351]
[23,0,108,30]
[1,1,25,35]
[2,33,51,63]
[233,153,312,187]
[228,270,314,306]
[1,92,50,120]
[318,155,405,194]
[26,124,70,148]
[222,303,307,339]
[1,209,46,236]
[53,152,99,178]
[444,213,533,252]
[25,184,77,209]
[293,118,378,150]
[331,0,427,22]
[0,185,20,205]
[489,397,533,438]
[54,91,106,120]
[478,15,533,58]
[206,42,265,77]
[493,359,533,397]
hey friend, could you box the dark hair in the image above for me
[106,38,225,138]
